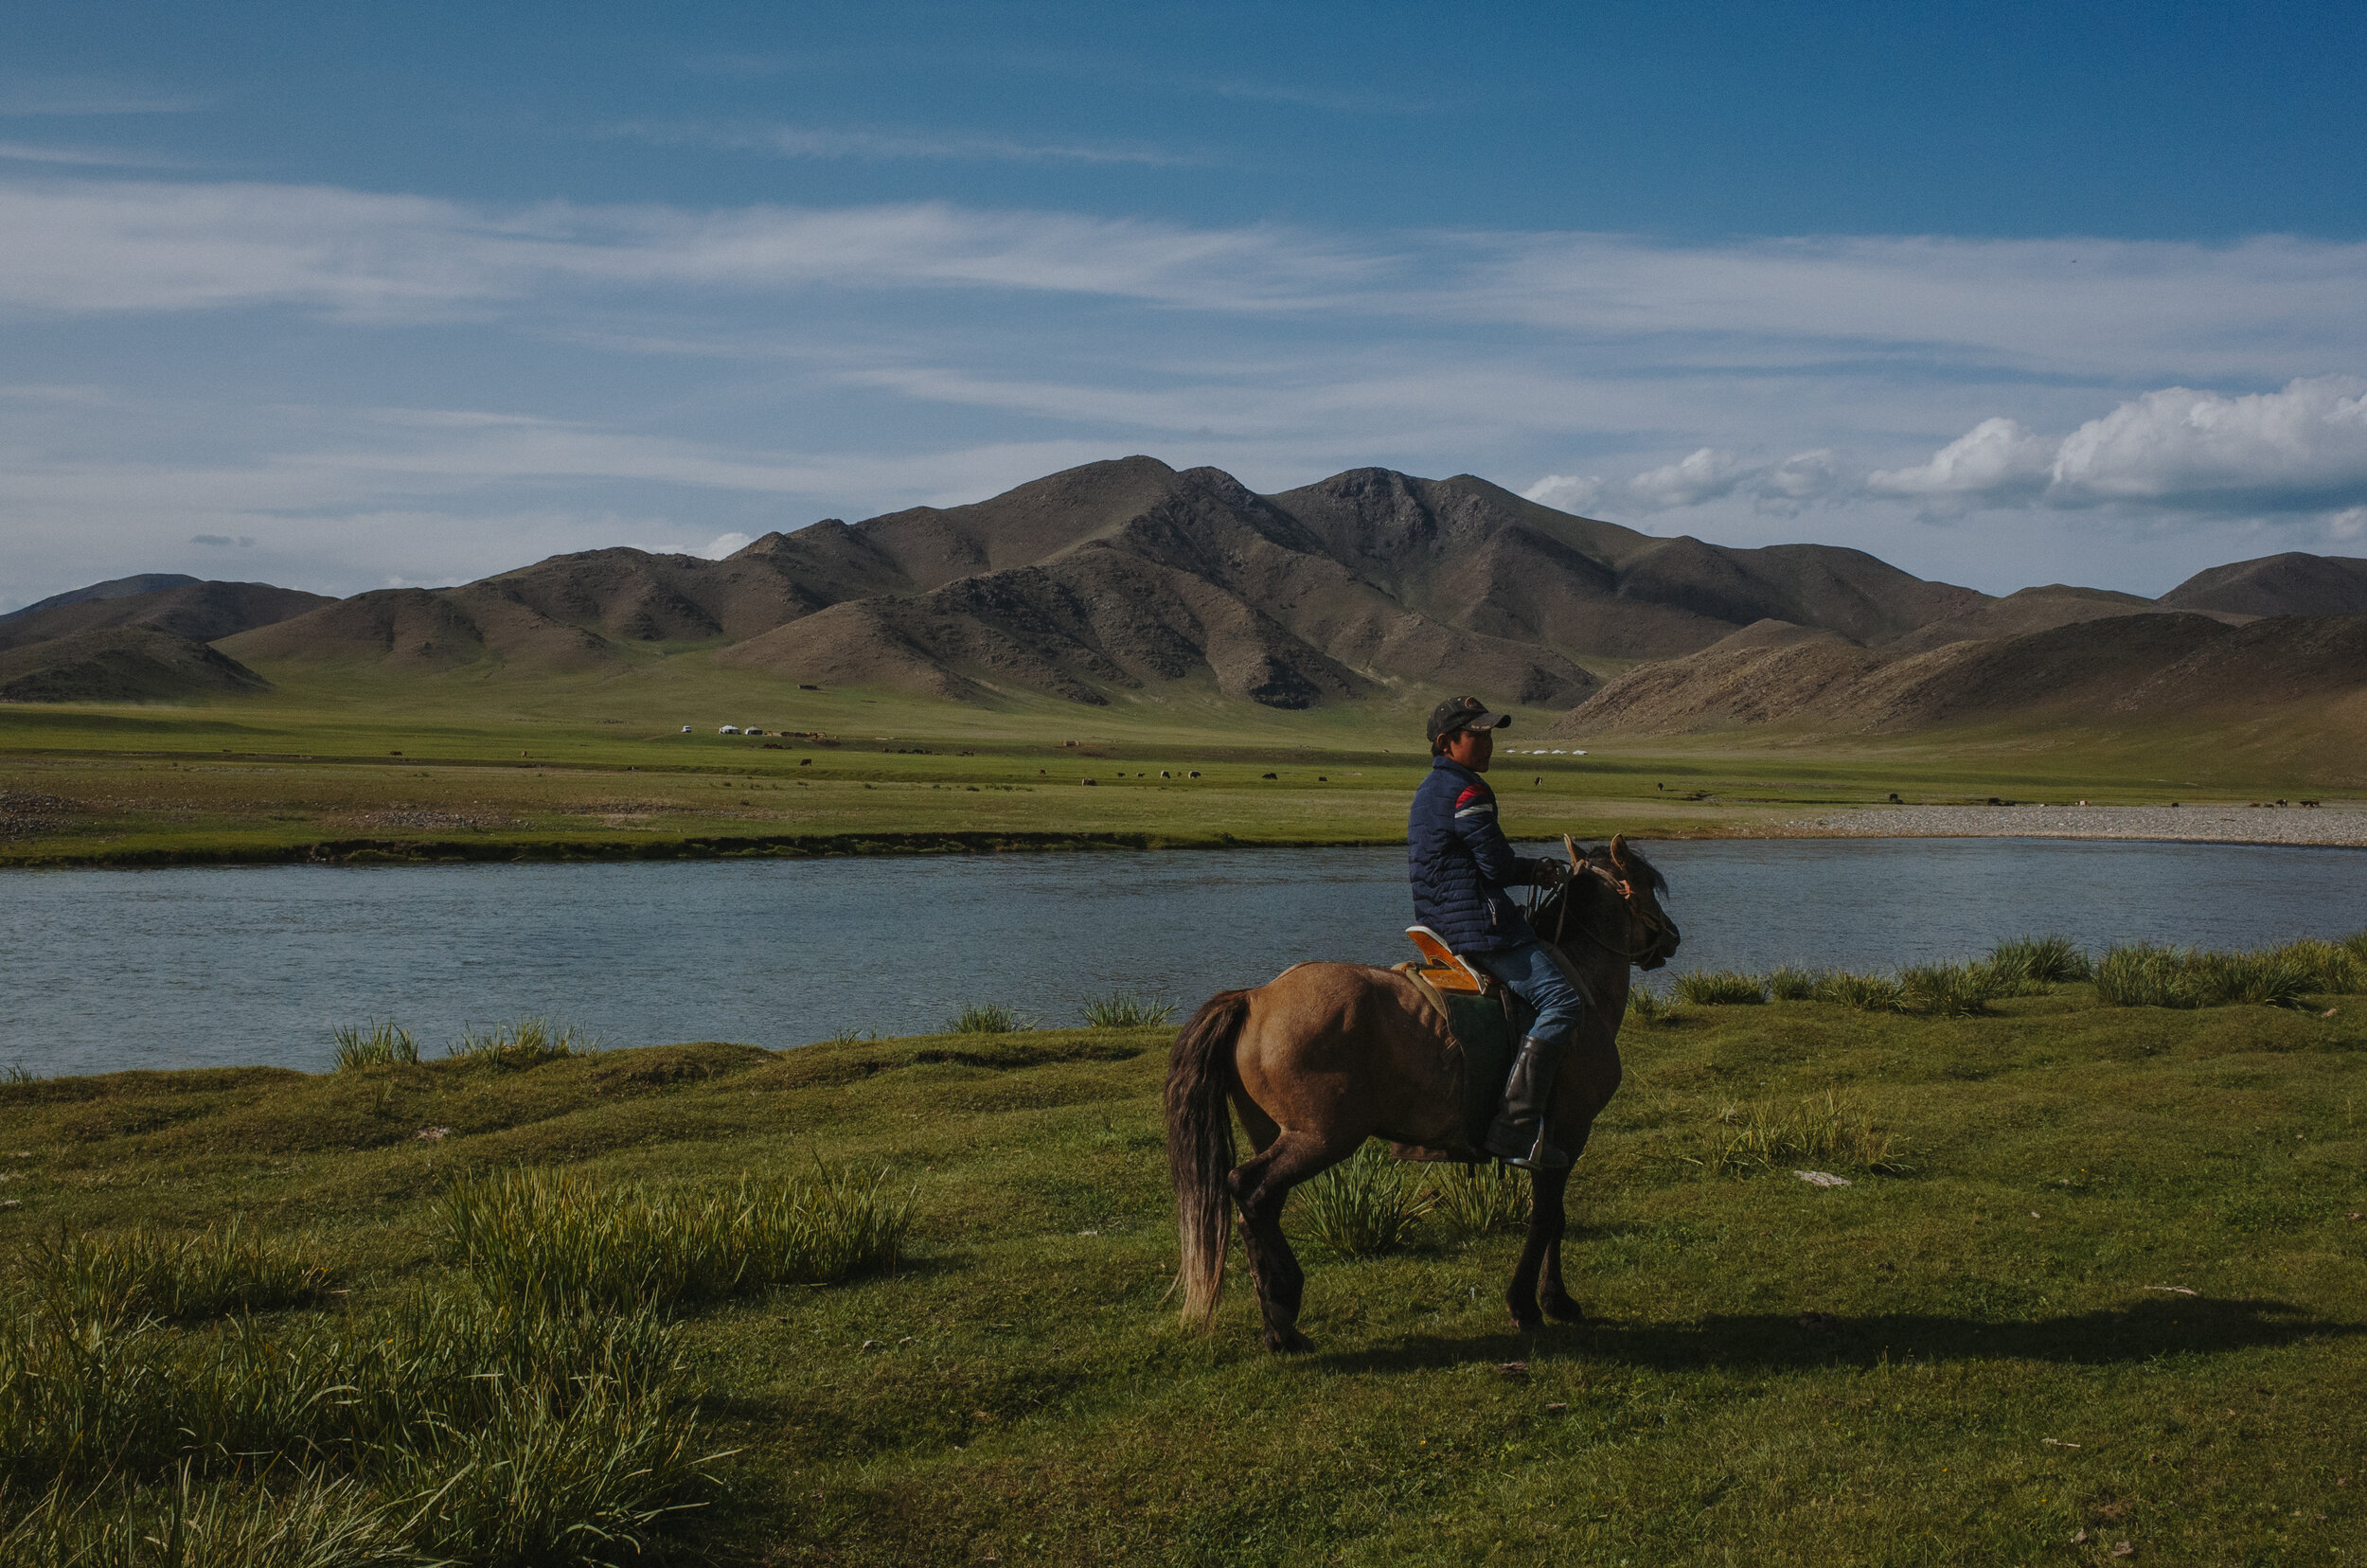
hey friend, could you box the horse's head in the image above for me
[1570,833,1681,971]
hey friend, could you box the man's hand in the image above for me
[1530,858,1571,888]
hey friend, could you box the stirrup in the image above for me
[1486,1119,1570,1171]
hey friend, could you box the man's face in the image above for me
[1443,724,1494,772]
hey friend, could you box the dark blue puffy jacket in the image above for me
[1408,757,1544,953]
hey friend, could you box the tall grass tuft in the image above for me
[1294,1144,1432,1259]
[1811,971,1905,1012]
[439,1163,912,1310]
[445,1017,587,1071]
[1897,961,2014,1017]
[1766,966,1825,1002]
[1427,1161,1531,1235]
[947,1003,1030,1035]
[2276,937,2365,994]
[25,1218,329,1323]
[0,1285,715,1562]
[1625,987,1676,1026]
[0,1470,421,1568]
[1695,1094,1911,1177]
[330,1022,418,1071]
[1079,991,1177,1028]
[1673,971,1768,1006]
[1986,935,2091,984]
[2095,942,2323,1009]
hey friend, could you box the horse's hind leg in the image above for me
[1227,1130,1351,1354]
[1507,1166,1571,1331]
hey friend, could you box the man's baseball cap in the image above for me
[1426,694,1511,744]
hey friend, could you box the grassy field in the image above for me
[5,666,2357,865]
[5,971,2363,1565]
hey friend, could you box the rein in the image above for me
[1536,841,1667,965]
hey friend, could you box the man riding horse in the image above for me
[1163,703,1678,1348]
[1411,695,1584,1169]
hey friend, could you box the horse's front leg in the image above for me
[1505,1165,1569,1331]
[1539,1168,1583,1322]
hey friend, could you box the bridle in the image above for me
[1536,834,1674,966]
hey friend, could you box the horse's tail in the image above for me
[1164,989,1249,1333]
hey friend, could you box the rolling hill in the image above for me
[7,462,2365,753]
[210,458,2018,709]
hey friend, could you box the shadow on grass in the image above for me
[1318,1295,2362,1375]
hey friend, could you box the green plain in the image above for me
[6,983,2362,1564]
[4,663,2356,865]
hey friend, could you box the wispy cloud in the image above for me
[0,140,192,169]
[0,75,209,116]
[614,120,1204,168]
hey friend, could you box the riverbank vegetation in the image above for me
[1660,932,2367,1021]
[0,979,2361,1562]
[4,674,2357,866]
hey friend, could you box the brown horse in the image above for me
[1165,835,1679,1352]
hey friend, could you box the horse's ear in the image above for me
[1609,832,1630,869]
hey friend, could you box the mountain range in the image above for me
[4,457,2364,741]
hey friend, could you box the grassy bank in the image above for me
[6,673,2359,865]
[3,979,2363,1564]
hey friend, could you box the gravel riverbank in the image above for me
[1778,802,2367,846]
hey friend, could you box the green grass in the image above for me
[439,1163,911,1310]
[0,1284,712,1564]
[1985,934,2093,985]
[1425,1160,1533,1235]
[1291,1143,1433,1258]
[1081,992,1179,1028]
[1674,970,1769,1006]
[1692,1093,1913,1178]
[23,1216,329,1321]
[4,668,2357,868]
[446,1017,589,1071]
[948,1003,1032,1035]
[2095,936,2367,1010]
[331,1021,418,1071]
[1,993,2363,1564]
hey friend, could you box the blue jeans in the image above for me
[1472,941,1585,1047]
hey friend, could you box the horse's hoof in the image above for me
[1542,1294,1585,1324]
[1507,1307,1545,1333]
[1264,1327,1316,1354]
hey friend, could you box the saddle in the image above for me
[1392,926,1534,1162]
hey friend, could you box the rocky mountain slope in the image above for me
[212,458,2012,709]
[1551,611,2367,739]
[9,460,2365,724]
[0,579,334,703]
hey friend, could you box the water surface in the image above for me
[4,838,2361,1078]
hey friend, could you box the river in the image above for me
[5,837,2363,1078]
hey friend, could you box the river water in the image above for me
[5,838,2363,1078]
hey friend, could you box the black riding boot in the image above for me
[1485,1033,1571,1169]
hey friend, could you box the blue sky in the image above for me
[5,0,2365,610]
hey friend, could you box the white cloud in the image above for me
[1626,448,1750,510]
[2047,375,2367,510]
[1523,473,1601,515]
[1867,377,2367,521]
[1760,449,1843,504]
[1866,418,2055,502]
[700,531,754,559]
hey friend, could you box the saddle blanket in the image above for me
[1392,962,1533,1159]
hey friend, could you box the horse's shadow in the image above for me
[1316,1295,2362,1375]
